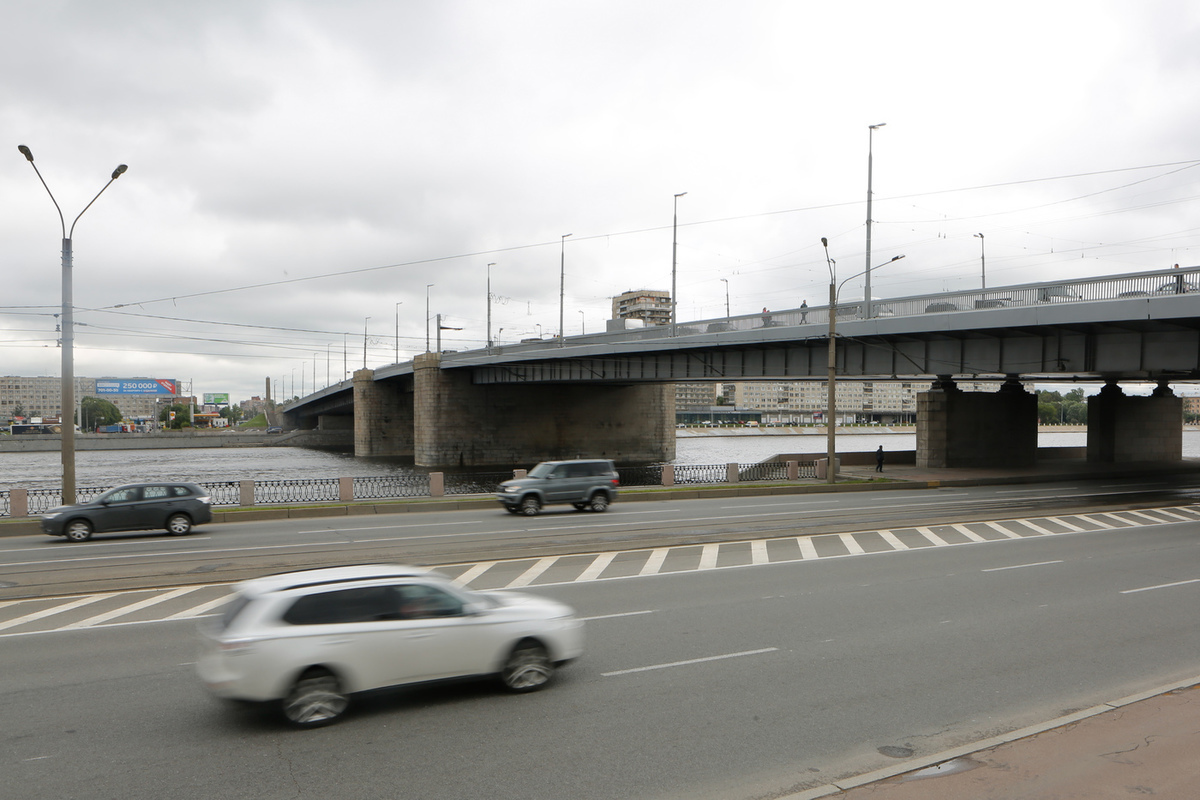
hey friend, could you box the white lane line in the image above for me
[639,548,669,576]
[983,521,1023,539]
[581,610,654,621]
[1120,578,1200,595]
[698,543,719,570]
[1122,509,1173,524]
[719,501,828,509]
[877,530,909,550]
[452,561,495,586]
[601,647,778,677]
[1015,520,1055,535]
[1093,513,1137,527]
[838,533,866,555]
[1077,514,1116,529]
[950,524,988,543]
[298,520,485,534]
[1046,516,1086,532]
[506,557,559,588]
[0,595,112,631]
[915,527,950,546]
[751,540,768,565]
[1154,509,1194,521]
[165,593,232,620]
[576,552,617,582]
[797,537,818,560]
[983,560,1064,572]
[60,587,200,629]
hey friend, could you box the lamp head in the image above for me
[18,144,34,162]
[869,122,887,130]
[821,237,828,247]
[974,232,984,239]
[112,164,128,180]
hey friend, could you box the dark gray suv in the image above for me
[41,482,214,542]
[496,460,619,516]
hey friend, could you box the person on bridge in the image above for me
[876,445,885,473]
[800,300,808,323]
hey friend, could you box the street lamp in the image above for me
[823,235,904,484]
[864,122,886,319]
[558,235,571,347]
[720,277,730,322]
[974,232,986,289]
[394,302,403,363]
[671,192,687,336]
[486,262,496,349]
[425,284,435,352]
[18,145,128,505]
[578,309,585,334]
[363,316,371,369]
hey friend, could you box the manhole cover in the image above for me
[878,745,915,759]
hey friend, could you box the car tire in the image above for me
[165,513,192,535]
[587,493,610,512]
[499,640,554,692]
[519,496,541,516]
[281,668,348,728]
[65,519,93,542]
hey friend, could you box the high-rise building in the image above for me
[612,289,671,326]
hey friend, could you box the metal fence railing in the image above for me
[1,460,821,518]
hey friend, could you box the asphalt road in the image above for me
[4,476,1200,800]
[4,474,1200,598]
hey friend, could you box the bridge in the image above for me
[285,266,1200,469]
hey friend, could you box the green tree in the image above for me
[219,405,243,424]
[1037,401,1060,425]
[80,396,123,430]
[159,403,192,429]
[1062,400,1087,424]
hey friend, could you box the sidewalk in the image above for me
[789,677,1200,799]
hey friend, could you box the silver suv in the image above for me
[496,459,619,515]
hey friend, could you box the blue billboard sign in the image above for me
[95,379,178,396]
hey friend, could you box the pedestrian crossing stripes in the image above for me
[3,504,1199,637]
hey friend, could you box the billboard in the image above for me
[203,393,230,404]
[95,379,178,396]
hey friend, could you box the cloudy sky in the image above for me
[3,0,1198,404]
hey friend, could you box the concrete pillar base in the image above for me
[917,375,1037,468]
[1087,381,1183,462]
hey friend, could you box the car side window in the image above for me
[394,584,464,619]
[567,464,588,478]
[104,487,140,503]
[170,486,192,497]
[282,587,395,625]
[143,486,170,499]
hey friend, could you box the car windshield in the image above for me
[527,463,557,478]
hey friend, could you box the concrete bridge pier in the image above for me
[917,374,1038,468]
[353,368,414,457]
[411,353,675,467]
[1086,379,1182,462]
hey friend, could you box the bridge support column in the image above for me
[413,353,675,467]
[1086,380,1182,462]
[917,375,1037,468]
[353,368,413,457]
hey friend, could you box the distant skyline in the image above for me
[3,1,1198,402]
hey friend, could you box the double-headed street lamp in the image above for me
[974,232,986,289]
[822,235,904,484]
[486,262,497,348]
[671,192,687,336]
[18,145,128,505]
[720,277,731,322]
[425,284,435,352]
[864,122,886,319]
[558,235,571,347]
[363,316,371,369]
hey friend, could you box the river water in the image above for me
[2,431,1197,491]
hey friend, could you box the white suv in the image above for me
[196,565,584,727]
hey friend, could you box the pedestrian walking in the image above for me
[875,445,884,473]
[800,300,808,323]
[761,307,772,327]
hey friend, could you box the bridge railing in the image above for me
[1,461,821,517]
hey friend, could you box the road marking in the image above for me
[915,527,950,546]
[1154,508,1193,521]
[982,521,1023,538]
[582,610,654,621]
[838,533,866,555]
[698,543,720,570]
[164,593,232,620]
[982,560,1064,572]
[1045,516,1085,532]
[751,540,768,565]
[639,548,669,576]
[506,557,558,588]
[576,552,617,582]
[60,586,200,629]
[797,537,818,560]
[601,647,778,677]
[1121,578,1200,594]
[1077,514,1116,529]
[1121,509,1173,524]
[0,594,113,631]
[877,530,909,550]
[1015,519,1055,535]
[950,524,988,542]
[453,561,495,586]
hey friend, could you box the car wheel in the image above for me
[165,513,192,535]
[500,641,554,692]
[587,493,610,512]
[519,496,541,516]
[281,668,348,728]
[65,519,93,542]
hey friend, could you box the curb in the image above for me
[779,674,1200,799]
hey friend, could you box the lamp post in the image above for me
[823,236,904,484]
[17,145,127,505]
[720,277,730,322]
[578,309,585,334]
[974,232,986,289]
[363,316,371,369]
[394,302,403,363]
[558,234,571,347]
[864,122,886,319]
[671,192,687,336]
[425,284,435,352]
[486,262,496,349]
